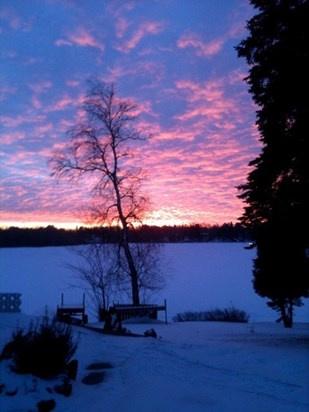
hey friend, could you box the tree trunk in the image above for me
[119,217,140,306]
[280,302,293,328]
[113,171,140,306]
[122,240,140,305]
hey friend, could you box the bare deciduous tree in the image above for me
[118,242,167,303]
[68,241,167,319]
[50,80,162,305]
[67,243,126,318]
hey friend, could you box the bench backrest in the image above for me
[0,293,22,312]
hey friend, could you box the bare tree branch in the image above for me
[50,79,164,305]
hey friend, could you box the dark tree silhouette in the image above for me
[236,0,309,327]
[50,80,153,305]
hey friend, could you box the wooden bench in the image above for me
[110,300,167,324]
[0,293,22,312]
[56,293,88,325]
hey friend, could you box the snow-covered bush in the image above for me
[1,314,79,378]
[173,307,249,323]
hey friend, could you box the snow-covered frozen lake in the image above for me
[1,243,309,323]
[1,243,309,412]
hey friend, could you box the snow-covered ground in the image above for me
[1,244,309,411]
[0,314,308,412]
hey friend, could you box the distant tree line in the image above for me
[0,223,251,248]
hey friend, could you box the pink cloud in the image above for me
[177,33,224,57]
[31,95,41,109]
[56,27,105,51]
[173,79,238,124]
[107,0,136,17]
[29,81,52,94]
[0,114,46,128]
[130,100,159,118]
[115,17,130,38]
[0,8,21,30]
[141,145,251,224]
[177,20,243,59]
[55,39,72,47]
[0,86,17,102]
[53,94,76,111]
[174,79,224,102]
[104,61,164,84]
[0,131,25,145]
[103,65,137,82]
[66,80,80,87]
[0,7,33,32]
[127,89,258,226]
[29,81,52,109]
[115,21,164,52]
[156,129,195,142]
[33,123,53,136]
[44,93,84,113]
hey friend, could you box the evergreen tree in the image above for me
[236,0,309,327]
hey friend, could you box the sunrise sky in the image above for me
[0,0,261,228]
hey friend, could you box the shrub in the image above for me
[1,313,80,378]
[173,306,249,323]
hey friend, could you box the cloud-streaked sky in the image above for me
[0,0,260,228]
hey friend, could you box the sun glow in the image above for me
[0,204,239,229]
[0,220,86,230]
[0,211,203,230]
[143,210,194,227]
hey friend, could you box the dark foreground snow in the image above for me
[0,314,308,412]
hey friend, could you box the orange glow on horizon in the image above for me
[0,220,85,230]
[0,219,216,230]
[0,207,241,229]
